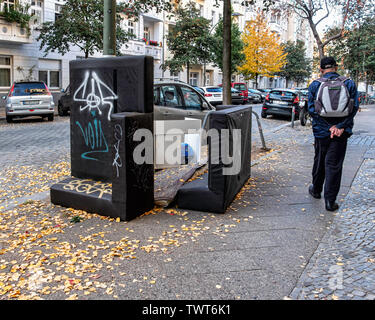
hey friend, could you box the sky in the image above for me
[316,5,342,34]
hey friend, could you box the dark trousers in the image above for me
[312,135,348,202]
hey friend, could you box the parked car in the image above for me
[193,86,205,95]
[231,88,245,105]
[257,88,272,100]
[153,81,215,122]
[2,81,55,123]
[261,89,303,120]
[297,89,310,126]
[199,86,223,106]
[248,89,263,104]
[358,91,367,105]
[58,85,72,116]
[231,82,249,104]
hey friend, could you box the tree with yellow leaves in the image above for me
[239,12,287,88]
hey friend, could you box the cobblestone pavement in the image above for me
[290,106,375,300]
[290,155,375,300]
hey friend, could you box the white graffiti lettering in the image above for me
[73,71,118,121]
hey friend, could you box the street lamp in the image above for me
[103,0,116,56]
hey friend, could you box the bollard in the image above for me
[291,106,296,128]
[252,110,269,151]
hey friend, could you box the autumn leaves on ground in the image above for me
[0,144,275,300]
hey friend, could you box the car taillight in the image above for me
[44,83,52,96]
[8,83,15,97]
[293,96,300,104]
[205,94,212,97]
[265,94,270,101]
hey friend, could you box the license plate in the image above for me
[23,101,39,105]
[275,100,289,105]
[214,94,221,97]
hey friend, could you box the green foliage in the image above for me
[36,0,132,58]
[211,18,245,74]
[326,16,375,84]
[278,40,312,86]
[0,3,32,35]
[161,1,214,75]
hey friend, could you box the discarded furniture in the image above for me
[51,56,154,221]
[176,106,252,213]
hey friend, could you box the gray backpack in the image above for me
[314,76,354,117]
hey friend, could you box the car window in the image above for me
[159,85,182,107]
[12,82,48,96]
[270,91,295,98]
[234,84,246,91]
[206,87,222,93]
[181,86,202,110]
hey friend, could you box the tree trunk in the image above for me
[187,61,190,85]
[222,0,232,105]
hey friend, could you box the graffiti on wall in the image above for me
[73,71,118,161]
[73,71,118,121]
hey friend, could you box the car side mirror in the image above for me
[2,96,6,100]
[202,102,209,110]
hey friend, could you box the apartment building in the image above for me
[0,0,79,97]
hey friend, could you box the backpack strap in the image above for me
[336,76,348,82]
[315,77,328,83]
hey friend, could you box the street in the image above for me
[0,104,374,301]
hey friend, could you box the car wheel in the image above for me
[299,109,308,126]
[261,111,267,119]
[58,103,68,116]
[6,115,13,123]
[47,114,54,122]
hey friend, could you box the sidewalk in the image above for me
[290,106,375,300]
[0,106,374,300]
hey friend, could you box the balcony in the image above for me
[0,17,32,44]
[123,39,162,60]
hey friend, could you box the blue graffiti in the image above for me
[76,117,108,161]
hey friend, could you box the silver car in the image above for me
[153,80,215,123]
[2,81,55,123]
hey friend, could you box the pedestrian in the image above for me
[308,56,359,211]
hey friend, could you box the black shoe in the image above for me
[325,200,339,212]
[309,185,321,199]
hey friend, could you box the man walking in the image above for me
[308,57,359,211]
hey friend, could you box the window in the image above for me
[205,73,210,86]
[1,0,15,11]
[159,85,182,107]
[199,5,204,17]
[127,20,135,37]
[0,56,11,88]
[234,84,247,91]
[189,72,199,86]
[171,72,179,81]
[181,87,201,110]
[143,26,150,41]
[211,11,216,26]
[39,70,60,88]
[55,3,63,20]
[31,0,44,24]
